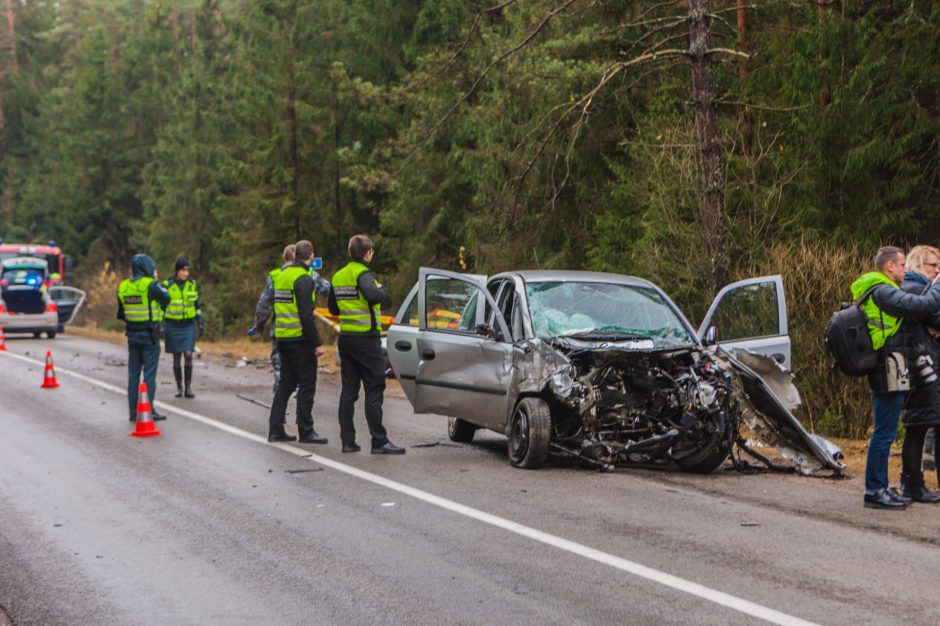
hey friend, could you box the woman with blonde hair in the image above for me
[898,245,940,502]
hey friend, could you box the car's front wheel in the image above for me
[507,397,551,469]
[673,411,731,474]
[447,417,476,443]
[47,331,56,339]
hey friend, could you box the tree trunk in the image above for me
[818,0,829,109]
[1,0,18,223]
[736,0,751,157]
[286,52,301,241]
[689,0,728,293]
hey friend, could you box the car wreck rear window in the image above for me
[525,281,695,347]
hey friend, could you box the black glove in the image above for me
[197,315,205,338]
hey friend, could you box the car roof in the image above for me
[490,269,657,288]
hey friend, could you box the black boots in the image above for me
[184,362,195,398]
[900,474,940,503]
[173,364,183,397]
[268,426,297,443]
[174,362,195,398]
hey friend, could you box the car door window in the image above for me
[708,281,780,340]
[398,291,419,327]
[426,277,480,333]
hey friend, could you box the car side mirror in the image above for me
[703,326,719,346]
[475,323,503,341]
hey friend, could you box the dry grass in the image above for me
[738,239,875,438]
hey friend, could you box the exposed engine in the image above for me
[547,340,739,472]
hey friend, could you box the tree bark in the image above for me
[689,0,728,293]
[736,0,751,157]
[818,0,829,109]
[1,0,18,223]
[286,51,301,241]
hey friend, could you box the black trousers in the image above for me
[338,334,388,448]
[269,340,318,436]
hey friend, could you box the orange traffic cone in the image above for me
[40,351,59,388]
[130,382,161,438]
[0,326,6,351]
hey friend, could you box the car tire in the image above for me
[674,413,731,474]
[47,331,56,339]
[507,397,551,469]
[33,332,41,339]
[447,417,476,443]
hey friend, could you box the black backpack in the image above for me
[824,285,882,376]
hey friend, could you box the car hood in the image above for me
[721,348,844,475]
[538,336,844,476]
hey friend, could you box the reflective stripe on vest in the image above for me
[331,261,380,333]
[119,277,161,324]
[163,280,198,321]
[273,266,308,339]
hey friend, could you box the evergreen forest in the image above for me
[2,0,940,436]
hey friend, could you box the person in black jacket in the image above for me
[852,246,940,509]
[266,240,327,444]
[329,235,404,454]
[898,245,940,503]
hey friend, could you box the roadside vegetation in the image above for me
[3,1,940,440]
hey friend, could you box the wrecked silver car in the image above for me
[388,268,844,476]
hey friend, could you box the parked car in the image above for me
[0,257,60,338]
[387,268,844,475]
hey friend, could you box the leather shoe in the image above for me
[267,432,297,443]
[297,431,328,444]
[887,486,912,504]
[864,489,908,509]
[152,412,167,421]
[902,484,940,503]
[342,443,361,453]
[372,441,406,455]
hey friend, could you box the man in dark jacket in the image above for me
[251,244,331,394]
[329,234,404,454]
[117,254,171,421]
[267,240,327,444]
[852,246,940,509]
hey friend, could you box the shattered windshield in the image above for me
[525,281,696,347]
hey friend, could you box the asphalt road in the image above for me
[1,333,939,626]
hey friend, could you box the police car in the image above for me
[0,257,60,338]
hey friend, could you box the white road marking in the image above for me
[3,349,819,626]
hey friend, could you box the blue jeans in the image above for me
[865,392,906,492]
[128,341,161,418]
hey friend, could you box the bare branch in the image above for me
[397,0,579,175]
[410,0,518,89]
[705,47,750,59]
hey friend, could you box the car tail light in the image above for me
[0,302,6,314]
[46,302,58,313]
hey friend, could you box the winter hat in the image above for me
[175,257,191,272]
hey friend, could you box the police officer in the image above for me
[329,234,404,454]
[267,240,328,444]
[251,244,330,393]
[118,254,170,421]
[163,257,202,398]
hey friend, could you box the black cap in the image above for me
[175,257,191,272]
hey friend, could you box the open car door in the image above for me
[48,286,87,326]
[406,268,513,429]
[699,275,791,369]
